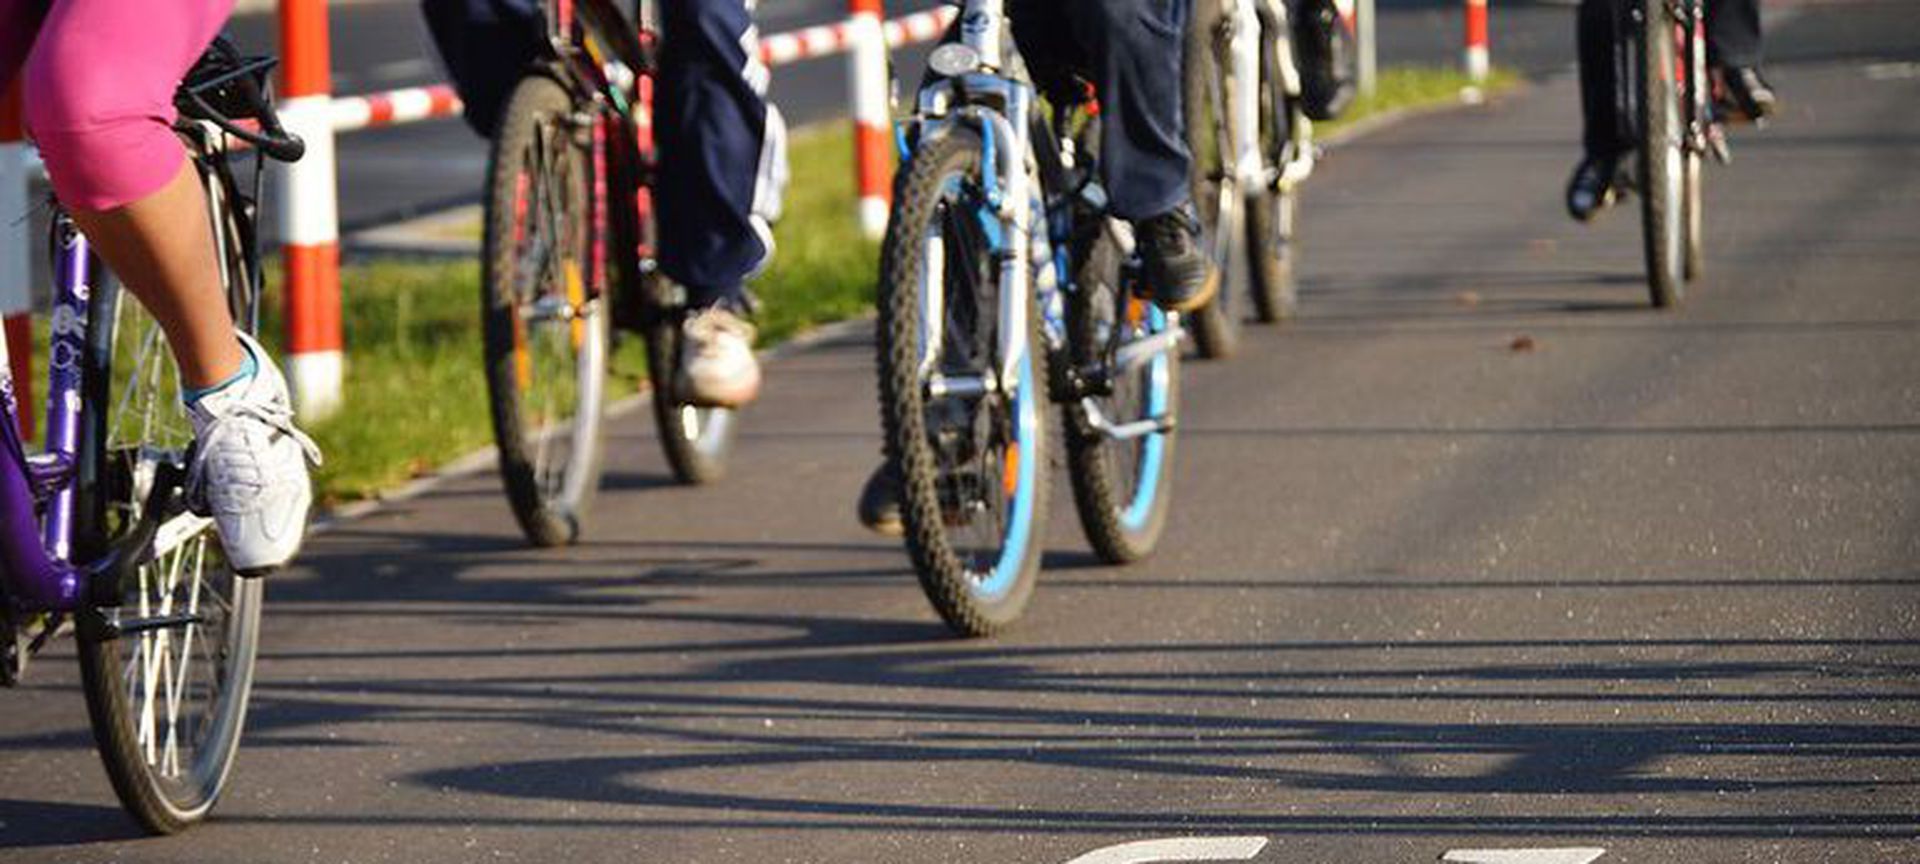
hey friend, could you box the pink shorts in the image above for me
[0,0,236,211]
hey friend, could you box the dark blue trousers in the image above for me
[1576,0,1763,158]
[421,0,783,306]
[1010,0,1194,221]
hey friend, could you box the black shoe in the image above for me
[1565,154,1620,223]
[1293,0,1357,121]
[856,460,904,537]
[1716,65,1776,123]
[1136,203,1220,313]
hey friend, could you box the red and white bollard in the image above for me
[0,83,33,439]
[279,0,345,421]
[848,0,891,239]
[1464,0,1490,84]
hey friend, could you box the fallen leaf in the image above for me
[1509,335,1537,352]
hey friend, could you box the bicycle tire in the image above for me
[1184,0,1244,359]
[1245,21,1299,324]
[644,285,739,485]
[1064,228,1180,564]
[481,75,611,546]
[76,170,263,835]
[1638,0,1686,308]
[877,127,1049,636]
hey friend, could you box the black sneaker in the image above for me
[1716,65,1777,123]
[1136,203,1220,313]
[856,460,904,537]
[1293,0,1357,121]
[1565,154,1620,223]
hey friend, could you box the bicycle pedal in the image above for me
[1708,128,1732,165]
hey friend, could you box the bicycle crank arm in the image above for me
[1113,328,1186,374]
[92,611,207,641]
[83,462,190,611]
[1079,398,1176,441]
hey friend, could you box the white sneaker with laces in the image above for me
[186,331,323,575]
[676,304,761,408]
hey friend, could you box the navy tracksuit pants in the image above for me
[421,0,785,307]
[1008,0,1195,222]
[1575,0,1763,158]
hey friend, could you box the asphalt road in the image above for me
[3,1,1918,862]
[225,0,1582,233]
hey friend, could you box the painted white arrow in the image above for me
[1061,836,1270,864]
[1442,848,1607,864]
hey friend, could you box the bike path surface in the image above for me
[3,1,1918,861]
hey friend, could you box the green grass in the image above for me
[1318,65,1522,138]
[9,66,1512,506]
[272,124,882,503]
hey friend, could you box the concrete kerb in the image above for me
[309,84,1523,534]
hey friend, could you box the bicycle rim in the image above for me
[77,183,262,834]
[483,76,609,546]
[1639,0,1685,307]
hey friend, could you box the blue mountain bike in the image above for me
[876,2,1185,636]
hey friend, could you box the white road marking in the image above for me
[1442,848,1607,864]
[1062,836,1270,864]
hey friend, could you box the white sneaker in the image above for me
[186,331,323,575]
[676,305,761,408]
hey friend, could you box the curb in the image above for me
[310,84,1515,534]
[310,313,875,534]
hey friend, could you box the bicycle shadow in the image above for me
[0,799,147,847]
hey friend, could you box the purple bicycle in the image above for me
[0,38,303,834]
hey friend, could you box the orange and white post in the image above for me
[279,0,345,421]
[849,0,891,239]
[0,83,33,439]
[1464,0,1491,84]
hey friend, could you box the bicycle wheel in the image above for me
[481,75,611,547]
[1638,0,1686,308]
[1184,0,1244,359]
[75,174,263,834]
[644,283,739,485]
[1064,226,1180,564]
[1245,21,1299,324]
[877,127,1049,636]
[1681,5,1706,282]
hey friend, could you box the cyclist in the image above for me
[1,0,321,574]
[1567,0,1776,221]
[855,0,1220,534]
[422,0,786,408]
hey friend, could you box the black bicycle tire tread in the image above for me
[1184,0,1242,359]
[877,128,1048,637]
[481,74,607,546]
[1063,239,1178,564]
[1639,0,1685,309]
[1244,26,1298,325]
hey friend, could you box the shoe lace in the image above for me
[684,307,756,355]
[186,398,323,513]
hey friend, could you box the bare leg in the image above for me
[66,160,243,390]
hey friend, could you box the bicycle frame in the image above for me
[0,218,100,615]
[1221,0,1319,191]
[904,0,1056,404]
[538,0,659,313]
